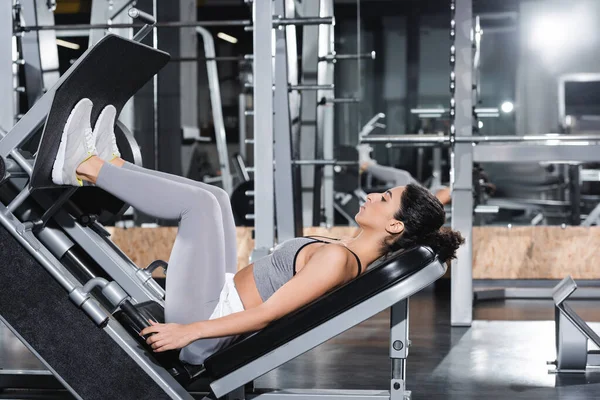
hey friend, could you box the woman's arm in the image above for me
[141,245,351,352]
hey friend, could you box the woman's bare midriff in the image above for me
[233,241,353,310]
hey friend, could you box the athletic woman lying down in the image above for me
[51,98,464,366]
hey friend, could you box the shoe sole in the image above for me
[51,99,93,185]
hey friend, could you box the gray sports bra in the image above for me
[252,236,362,302]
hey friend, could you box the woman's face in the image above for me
[355,186,405,232]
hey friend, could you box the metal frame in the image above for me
[208,260,446,399]
[0,0,14,132]
[317,0,335,227]
[472,143,600,163]
[18,17,335,32]
[0,204,191,399]
[551,276,600,373]
[19,0,60,108]
[89,0,135,129]
[299,0,321,227]
[450,0,474,327]
[196,27,233,195]
[273,0,301,242]
[251,0,274,260]
[2,94,165,303]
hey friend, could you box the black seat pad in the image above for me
[203,246,437,379]
[31,34,170,189]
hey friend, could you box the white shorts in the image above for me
[180,273,245,365]
[209,273,245,320]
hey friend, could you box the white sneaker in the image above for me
[93,105,121,161]
[51,98,97,186]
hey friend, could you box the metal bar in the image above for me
[0,78,52,158]
[170,56,248,62]
[475,287,600,301]
[390,299,409,362]
[361,134,600,144]
[18,17,334,33]
[299,0,321,227]
[244,83,334,91]
[292,159,357,166]
[411,107,499,114]
[361,135,449,144]
[243,17,335,31]
[1,0,16,128]
[152,0,158,174]
[251,0,274,260]
[248,390,390,399]
[276,17,334,26]
[239,94,248,161]
[291,84,334,90]
[35,188,78,231]
[463,134,600,142]
[196,27,233,195]
[20,0,60,108]
[7,186,32,213]
[326,97,360,104]
[285,0,304,235]
[132,24,153,42]
[10,149,33,176]
[451,0,474,327]
[273,0,299,242]
[473,143,600,163]
[128,7,155,24]
[171,52,374,63]
[129,8,155,42]
[19,20,251,31]
[319,51,376,61]
[318,0,336,227]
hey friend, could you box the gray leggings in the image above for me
[95,162,237,363]
[366,164,447,195]
[366,164,417,187]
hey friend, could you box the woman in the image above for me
[53,99,464,366]
[356,144,452,205]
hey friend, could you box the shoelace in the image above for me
[84,128,96,152]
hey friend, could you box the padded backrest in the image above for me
[31,34,170,189]
[204,246,437,378]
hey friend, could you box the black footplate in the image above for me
[31,34,170,189]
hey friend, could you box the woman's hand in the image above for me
[140,320,200,352]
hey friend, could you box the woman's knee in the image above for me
[183,187,221,216]
[210,187,233,213]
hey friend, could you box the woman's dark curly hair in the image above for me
[382,184,464,263]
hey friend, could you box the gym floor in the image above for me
[2,281,600,400]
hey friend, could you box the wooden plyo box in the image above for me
[105,226,600,280]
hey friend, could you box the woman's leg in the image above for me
[365,164,418,187]
[122,162,238,275]
[90,160,226,320]
[80,158,228,363]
